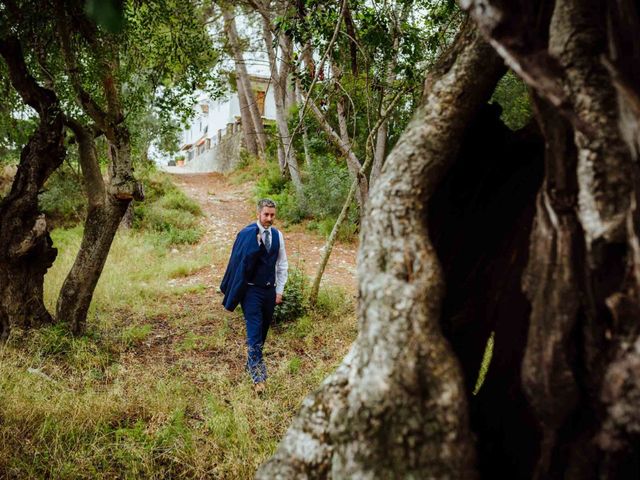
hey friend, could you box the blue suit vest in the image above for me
[249,228,280,288]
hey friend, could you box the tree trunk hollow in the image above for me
[462,1,640,477]
[429,104,544,479]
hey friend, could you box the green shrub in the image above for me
[273,266,309,324]
[254,154,356,229]
[36,161,203,239]
[132,167,203,245]
[303,155,351,219]
[491,70,532,130]
[307,215,358,243]
[158,190,202,216]
[314,285,353,318]
[39,166,86,226]
[255,172,307,225]
[254,162,288,197]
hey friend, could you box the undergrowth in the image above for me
[248,153,358,243]
[39,165,86,227]
[133,166,204,245]
[1,204,356,479]
[37,162,204,245]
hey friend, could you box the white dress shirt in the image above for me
[256,221,288,294]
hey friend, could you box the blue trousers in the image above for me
[240,285,276,383]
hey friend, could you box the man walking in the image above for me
[220,198,288,393]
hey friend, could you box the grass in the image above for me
[227,157,265,186]
[306,216,359,244]
[472,331,495,395]
[133,168,205,246]
[1,214,357,478]
[43,228,215,318]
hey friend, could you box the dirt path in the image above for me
[169,172,358,295]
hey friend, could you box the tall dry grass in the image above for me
[1,223,356,479]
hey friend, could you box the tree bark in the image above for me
[462,0,640,477]
[236,76,259,156]
[55,196,130,333]
[296,79,312,168]
[335,90,368,210]
[257,21,505,478]
[604,0,640,159]
[54,3,142,334]
[371,113,389,187]
[56,126,140,335]
[0,37,65,340]
[521,95,589,479]
[260,12,303,194]
[55,120,131,334]
[222,7,267,157]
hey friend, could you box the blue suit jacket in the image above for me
[220,223,262,311]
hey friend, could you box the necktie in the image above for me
[264,229,271,251]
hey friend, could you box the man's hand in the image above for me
[276,293,283,305]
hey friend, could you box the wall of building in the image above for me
[178,124,244,173]
[215,128,244,173]
[157,75,275,173]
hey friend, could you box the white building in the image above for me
[173,75,276,173]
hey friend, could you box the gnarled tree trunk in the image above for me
[261,1,640,478]
[0,37,65,340]
[55,196,130,334]
[462,0,640,477]
[257,21,505,478]
[54,2,143,335]
[236,74,259,156]
[55,120,133,334]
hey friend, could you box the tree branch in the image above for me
[305,94,361,174]
[54,0,110,130]
[309,86,407,304]
[64,117,106,208]
[284,0,347,161]
[0,37,56,116]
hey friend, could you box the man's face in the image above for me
[258,206,276,228]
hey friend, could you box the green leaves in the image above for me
[84,0,124,33]
[121,0,222,119]
[490,70,533,130]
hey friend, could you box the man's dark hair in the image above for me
[257,198,277,212]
